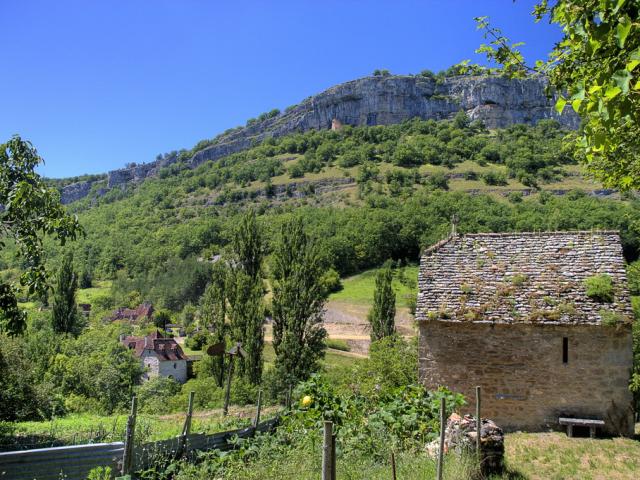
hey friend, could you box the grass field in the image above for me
[76,279,112,305]
[500,430,640,480]
[329,265,418,308]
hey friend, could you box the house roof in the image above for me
[122,331,188,361]
[109,302,154,322]
[415,231,633,326]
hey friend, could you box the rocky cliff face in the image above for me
[61,74,577,203]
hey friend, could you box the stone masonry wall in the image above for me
[419,321,634,436]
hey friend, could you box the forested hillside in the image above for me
[17,114,640,318]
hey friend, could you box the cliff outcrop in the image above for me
[61,74,577,203]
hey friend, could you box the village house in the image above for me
[416,231,635,436]
[108,301,154,323]
[121,331,189,383]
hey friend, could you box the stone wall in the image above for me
[418,321,634,436]
[158,359,188,383]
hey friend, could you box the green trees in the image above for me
[271,217,328,390]
[226,210,266,385]
[0,136,81,335]
[52,252,81,335]
[475,2,640,190]
[368,263,396,341]
[200,261,228,386]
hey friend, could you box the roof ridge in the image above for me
[463,230,619,237]
[421,233,456,257]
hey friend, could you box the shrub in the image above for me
[599,309,625,326]
[136,377,181,413]
[288,162,304,178]
[584,274,614,302]
[481,171,508,186]
[427,172,449,190]
[185,331,210,351]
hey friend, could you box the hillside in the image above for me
[57,73,578,204]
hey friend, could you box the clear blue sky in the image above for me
[0,0,560,178]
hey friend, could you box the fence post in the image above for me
[390,450,397,480]
[322,421,334,480]
[177,391,195,458]
[476,386,482,463]
[253,389,263,428]
[436,397,446,480]
[121,395,137,475]
[223,356,234,416]
[331,433,337,480]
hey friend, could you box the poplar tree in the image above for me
[368,262,396,341]
[227,210,265,384]
[271,217,327,390]
[200,261,228,386]
[52,252,80,335]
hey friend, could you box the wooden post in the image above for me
[322,421,334,480]
[253,389,263,427]
[177,391,195,458]
[223,355,234,416]
[436,397,446,480]
[121,395,137,475]
[331,433,336,480]
[476,386,481,463]
[390,450,397,480]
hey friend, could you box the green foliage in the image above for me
[0,136,82,334]
[199,261,227,386]
[52,252,82,335]
[136,377,182,413]
[599,308,625,326]
[475,3,640,190]
[271,217,328,392]
[584,274,615,302]
[184,331,210,351]
[226,210,265,385]
[481,170,508,186]
[367,263,396,341]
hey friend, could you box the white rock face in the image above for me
[62,74,578,203]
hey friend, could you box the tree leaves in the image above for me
[616,15,632,48]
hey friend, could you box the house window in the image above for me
[562,337,568,364]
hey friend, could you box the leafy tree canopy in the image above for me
[474,1,640,190]
[0,136,82,335]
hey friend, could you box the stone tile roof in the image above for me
[122,331,188,361]
[416,231,633,325]
[108,302,154,322]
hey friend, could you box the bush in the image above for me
[185,331,211,351]
[136,377,181,413]
[427,172,449,190]
[481,171,508,186]
[584,274,614,303]
[320,267,342,293]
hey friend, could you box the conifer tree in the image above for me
[368,262,396,341]
[52,252,80,335]
[271,217,327,390]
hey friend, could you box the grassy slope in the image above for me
[329,265,418,308]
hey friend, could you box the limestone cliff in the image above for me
[61,74,577,203]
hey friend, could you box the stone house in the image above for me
[109,302,154,323]
[416,231,635,436]
[122,331,189,383]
